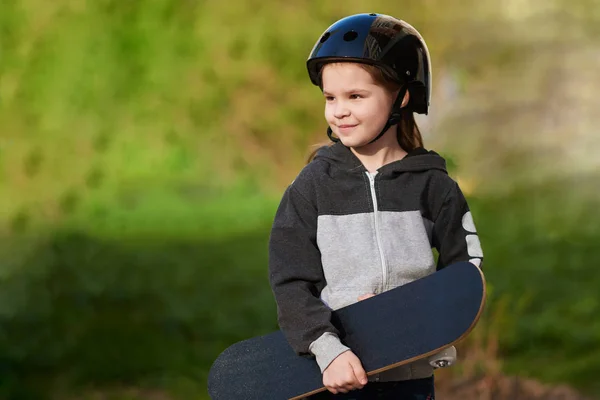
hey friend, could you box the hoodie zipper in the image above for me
[366,171,387,293]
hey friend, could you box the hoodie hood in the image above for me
[313,141,448,175]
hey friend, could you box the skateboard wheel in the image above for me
[427,346,457,368]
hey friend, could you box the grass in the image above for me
[468,179,600,396]
[0,193,279,399]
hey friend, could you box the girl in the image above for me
[268,13,483,399]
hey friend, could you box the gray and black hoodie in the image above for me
[268,142,483,382]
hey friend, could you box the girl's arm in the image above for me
[432,181,484,269]
[269,184,350,372]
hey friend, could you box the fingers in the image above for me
[325,380,360,394]
[322,351,368,394]
[324,368,366,393]
[350,358,368,385]
[357,293,376,301]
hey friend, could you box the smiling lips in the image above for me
[337,124,358,133]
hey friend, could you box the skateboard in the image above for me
[208,261,486,399]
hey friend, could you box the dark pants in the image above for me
[308,376,435,400]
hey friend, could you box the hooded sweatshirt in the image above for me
[268,141,483,382]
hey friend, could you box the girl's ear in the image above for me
[401,90,410,108]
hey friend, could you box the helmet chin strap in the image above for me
[327,84,409,145]
[326,126,339,142]
[367,84,409,145]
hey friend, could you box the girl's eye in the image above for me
[350,94,362,99]
[325,96,334,101]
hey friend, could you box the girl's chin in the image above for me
[339,137,371,148]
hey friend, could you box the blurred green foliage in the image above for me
[1,0,599,399]
[0,224,278,399]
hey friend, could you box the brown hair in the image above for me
[306,62,424,164]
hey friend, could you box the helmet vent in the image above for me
[320,32,331,43]
[343,30,358,42]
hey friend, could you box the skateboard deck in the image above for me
[208,261,486,399]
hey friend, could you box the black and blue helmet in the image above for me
[307,13,432,115]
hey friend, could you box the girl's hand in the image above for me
[322,351,368,394]
[358,293,376,301]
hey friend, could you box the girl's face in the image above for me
[322,63,397,148]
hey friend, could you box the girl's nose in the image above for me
[333,102,350,119]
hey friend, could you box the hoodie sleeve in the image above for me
[268,184,350,372]
[432,181,484,270]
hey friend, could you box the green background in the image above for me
[1,0,599,398]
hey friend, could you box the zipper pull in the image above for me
[366,171,375,185]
